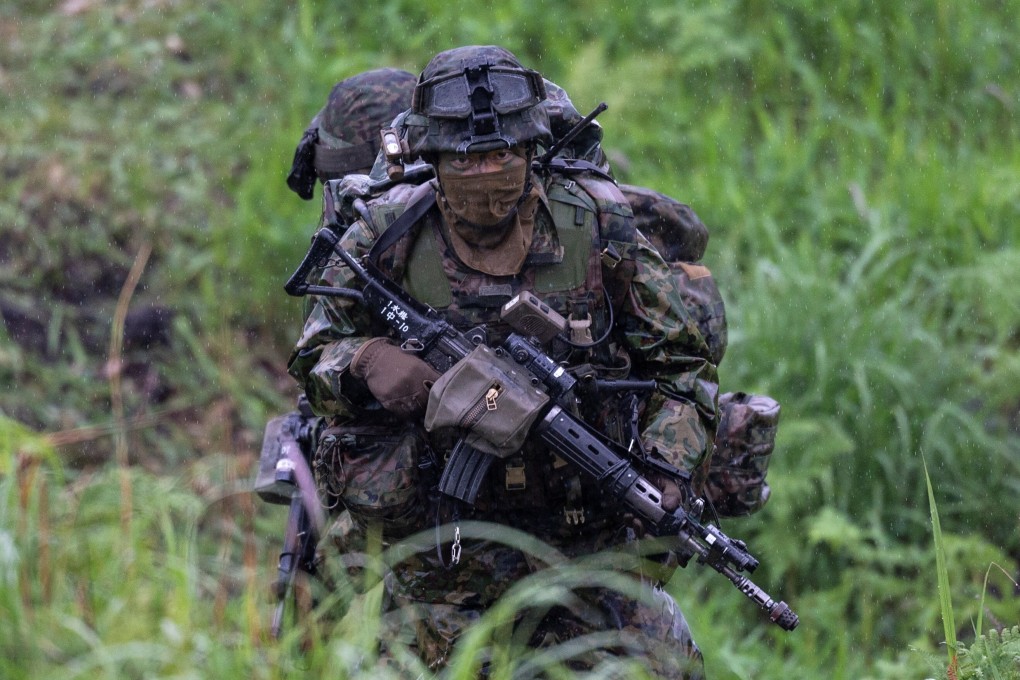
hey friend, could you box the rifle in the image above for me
[285,215,799,631]
[255,397,325,638]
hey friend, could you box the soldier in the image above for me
[288,45,718,677]
[285,67,419,200]
[289,68,728,372]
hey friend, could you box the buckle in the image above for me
[600,244,623,270]
[505,459,527,491]
[568,313,593,344]
[564,508,586,526]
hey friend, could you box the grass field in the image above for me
[2,1,1019,678]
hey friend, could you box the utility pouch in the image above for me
[705,392,780,517]
[315,422,423,533]
[672,261,728,366]
[425,344,550,457]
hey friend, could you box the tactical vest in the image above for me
[356,173,638,352]
[329,173,640,531]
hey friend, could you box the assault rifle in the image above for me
[284,214,799,631]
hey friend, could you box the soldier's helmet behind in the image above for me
[402,45,553,159]
[287,68,417,199]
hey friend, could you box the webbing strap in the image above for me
[367,183,437,265]
[314,141,378,175]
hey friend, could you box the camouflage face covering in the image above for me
[436,150,530,228]
[438,186,540,276]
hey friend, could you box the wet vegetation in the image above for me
[2,1,1019,678]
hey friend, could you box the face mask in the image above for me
[437,156,529,232]
[435,176,541,276]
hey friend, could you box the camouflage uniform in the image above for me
[289,46,715,678]
[291,178,712,677]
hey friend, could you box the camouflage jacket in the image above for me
[288,169,719,532]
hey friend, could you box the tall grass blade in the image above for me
[976,563,1019,641]
[924,455,957,675]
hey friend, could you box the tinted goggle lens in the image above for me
[415,69,545,118]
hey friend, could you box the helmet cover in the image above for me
[287,67,417,197]
[403,46,552,157]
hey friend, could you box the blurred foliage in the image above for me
[1,0,1019,678]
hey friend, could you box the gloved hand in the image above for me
[349,337,441,417]
[649,473,687,513]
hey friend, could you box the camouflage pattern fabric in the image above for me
[277,53,782,673]
[290,175,719,473]
[386,531,704,677]
[400,45,554,157]
[287,68,418,199]
[668,261,728,367]
[704,391,780,517]
[316,69,416,148]
[313,68,417,178]
[321,176,728,368]
[288,166,716,677]
[314,421,427,536]
[624,185,708,263]
[624,185,728,366]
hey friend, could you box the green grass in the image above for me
[2,1,1020,678]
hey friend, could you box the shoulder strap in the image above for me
[542,157,615,182]
[564,174,638,318]
[367,181,438,265]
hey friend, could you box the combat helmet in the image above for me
[401,45,553,158]
[287,68,417,199]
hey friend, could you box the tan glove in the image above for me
[349,338,440,417]
[649,473,687,513]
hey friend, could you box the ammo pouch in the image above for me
[425,344,550,457]
[315,422,424,534]
[705,392,780,517]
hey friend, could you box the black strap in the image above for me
[314,141,378,176]
[540,157,615,182]
[286,127,319,200]
[367,182,438,265]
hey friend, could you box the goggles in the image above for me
[412,65,547,119]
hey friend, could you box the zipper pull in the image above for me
[485,385,501,411]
